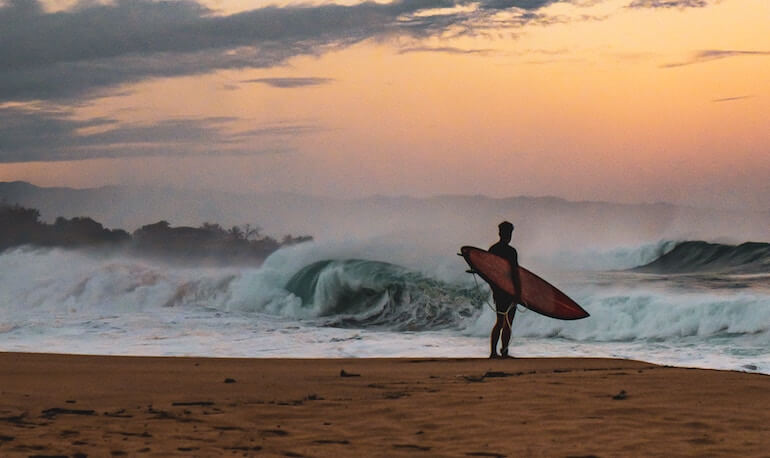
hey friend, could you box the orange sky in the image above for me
[1,0,768,209]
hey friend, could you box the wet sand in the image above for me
[0,353,767,457]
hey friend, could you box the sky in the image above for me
[0,0,768,210]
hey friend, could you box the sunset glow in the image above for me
[1,0,768,208]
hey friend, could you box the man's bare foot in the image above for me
[489,352,501,359]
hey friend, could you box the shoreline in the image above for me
[1,352,767,456]
[2,349,765,375]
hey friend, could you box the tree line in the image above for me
[0,202,312,265]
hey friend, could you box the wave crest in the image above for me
[634,241,770,274]
[285,259,484,330]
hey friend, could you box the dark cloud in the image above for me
[0,0,451,101]
[628,0,709,8]
[662,50,770,68]
[712,95,753,103]
[0,106,311,162]
[479,0,560,10]
[233,123,323,137]
[243,77,335,88]
[0,0,608,163]
[0,0,584,103]
[398,46,493,55]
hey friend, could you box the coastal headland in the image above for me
[0,353,767,456]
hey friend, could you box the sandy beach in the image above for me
[0,353,766,457]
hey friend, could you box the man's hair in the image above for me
[498,221,514,235]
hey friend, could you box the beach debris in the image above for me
[224,377,236,383]
[612,390,628,400]
[393,443,432,451]
[213,425,242,431]
[461,371,524,383]
[277,399,304,406]
[483,371,513,378]
[340,369,360,377]
[117,431,152,438]
[227,446,263,451]
[742,364,757,371]
[0,413,33,427]
[146,405,199,422]
[41,407,96,418]
[146,405,174,419]
[171,401,214,406]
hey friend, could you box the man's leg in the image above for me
[490,313,504,358]
[500,307,516,358]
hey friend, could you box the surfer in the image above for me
[489,221,521,359]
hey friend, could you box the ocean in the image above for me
[1,239,768,374]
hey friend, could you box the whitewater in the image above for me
[0,239,768,374]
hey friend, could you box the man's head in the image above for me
[498,221,514,242]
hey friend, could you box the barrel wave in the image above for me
[284,259,484,330]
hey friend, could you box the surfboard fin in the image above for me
[466,269,477,274]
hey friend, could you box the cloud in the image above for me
[242,77,335,88]
[628,0,709,8]
[233,123,323,137]
[712,95,753,103]
[479,0,560,10]
[397,46,493,55]
[0,0,609,163]
[0,106,314,163]
[662,49,770,68]
[0,0,586,103]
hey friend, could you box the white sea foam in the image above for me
[0,242,768,373]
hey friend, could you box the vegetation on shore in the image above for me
[0,202,312,265]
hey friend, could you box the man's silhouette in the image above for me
[489,221,521,358]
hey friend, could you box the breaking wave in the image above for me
[0,241,768,345]
[508,289,770,344]
[284,259,483,330]
[634,241,770,274]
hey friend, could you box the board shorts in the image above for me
[492,290,516,315]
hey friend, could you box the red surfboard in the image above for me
[461,246,589,320]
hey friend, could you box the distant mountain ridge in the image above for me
[1,182,768,252]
